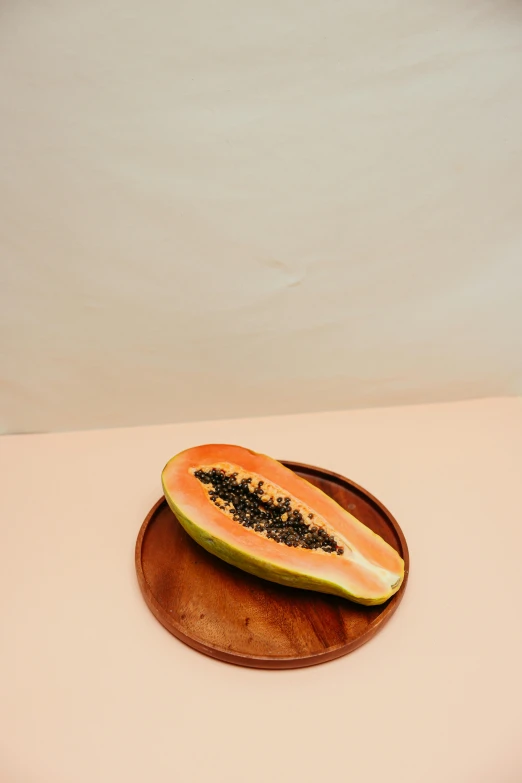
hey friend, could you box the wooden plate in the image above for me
[135,461,409,668]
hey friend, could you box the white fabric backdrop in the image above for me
[1,0,521,433]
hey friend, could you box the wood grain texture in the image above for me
[135,461,409,668]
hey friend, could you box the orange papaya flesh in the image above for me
[162,444,404,606]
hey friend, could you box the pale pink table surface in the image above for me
[1,397,521,783]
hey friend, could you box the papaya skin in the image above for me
[163,485,397,605]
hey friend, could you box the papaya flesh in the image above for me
[162,444,405,606]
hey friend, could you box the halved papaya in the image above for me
[162,444,404,606]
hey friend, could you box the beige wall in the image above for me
[1,1,521,434]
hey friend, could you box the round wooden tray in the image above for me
[135,461,409,669]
